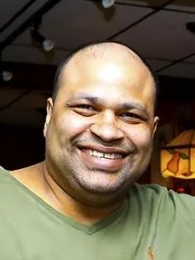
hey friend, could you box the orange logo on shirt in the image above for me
[148,246,155,260]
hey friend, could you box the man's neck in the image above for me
[11,162,123,225]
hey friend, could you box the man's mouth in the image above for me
[77,146,129,172]
[84,149,124,160]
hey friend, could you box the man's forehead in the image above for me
[69,43,142,66]
[62,54,152,94]
[62,44,149,83]
[56,42,156,103]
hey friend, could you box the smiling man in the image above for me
[0,41,195,260]
[43,42,158,209]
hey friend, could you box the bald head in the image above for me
[52,41,158,108]
[71,42,142,63]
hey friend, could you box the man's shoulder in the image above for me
[132,182,195,219]
[0,166,7,173]
[133,182,195,203]
[131,182,169,198]
[126,183,171,218]
[0,166,10,182]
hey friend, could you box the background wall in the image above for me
[0,124,45,170]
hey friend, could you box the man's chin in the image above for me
[76,176,126,195]
[74,184,125,208]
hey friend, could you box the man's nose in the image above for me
[90,110,124,142]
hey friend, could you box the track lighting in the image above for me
[30,28,55,52]
[102,0,115,8]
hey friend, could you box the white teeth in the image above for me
[88,150,122,159]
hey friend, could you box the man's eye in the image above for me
[72,104,97,117]
[120,112,142,122]
[76,104,94,110]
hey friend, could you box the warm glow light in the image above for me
[161,130,195,179]
[177,187,185,192]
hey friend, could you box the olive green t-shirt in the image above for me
[0,166,195,260]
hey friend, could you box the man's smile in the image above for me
[77,146,129,173]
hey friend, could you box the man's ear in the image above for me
[43,98,53,137]
[153,116,159,137]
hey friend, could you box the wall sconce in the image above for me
[161,129,195,179]
[30,28,55,52]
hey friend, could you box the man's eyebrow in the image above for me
[118,102,149,117]
[66,93,100,103]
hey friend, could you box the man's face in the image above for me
[44,50,158,206]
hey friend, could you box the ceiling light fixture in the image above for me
[30,28,55,52]
[2,70,13,82]
[101,0,115,8]
[0,54,13,82]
